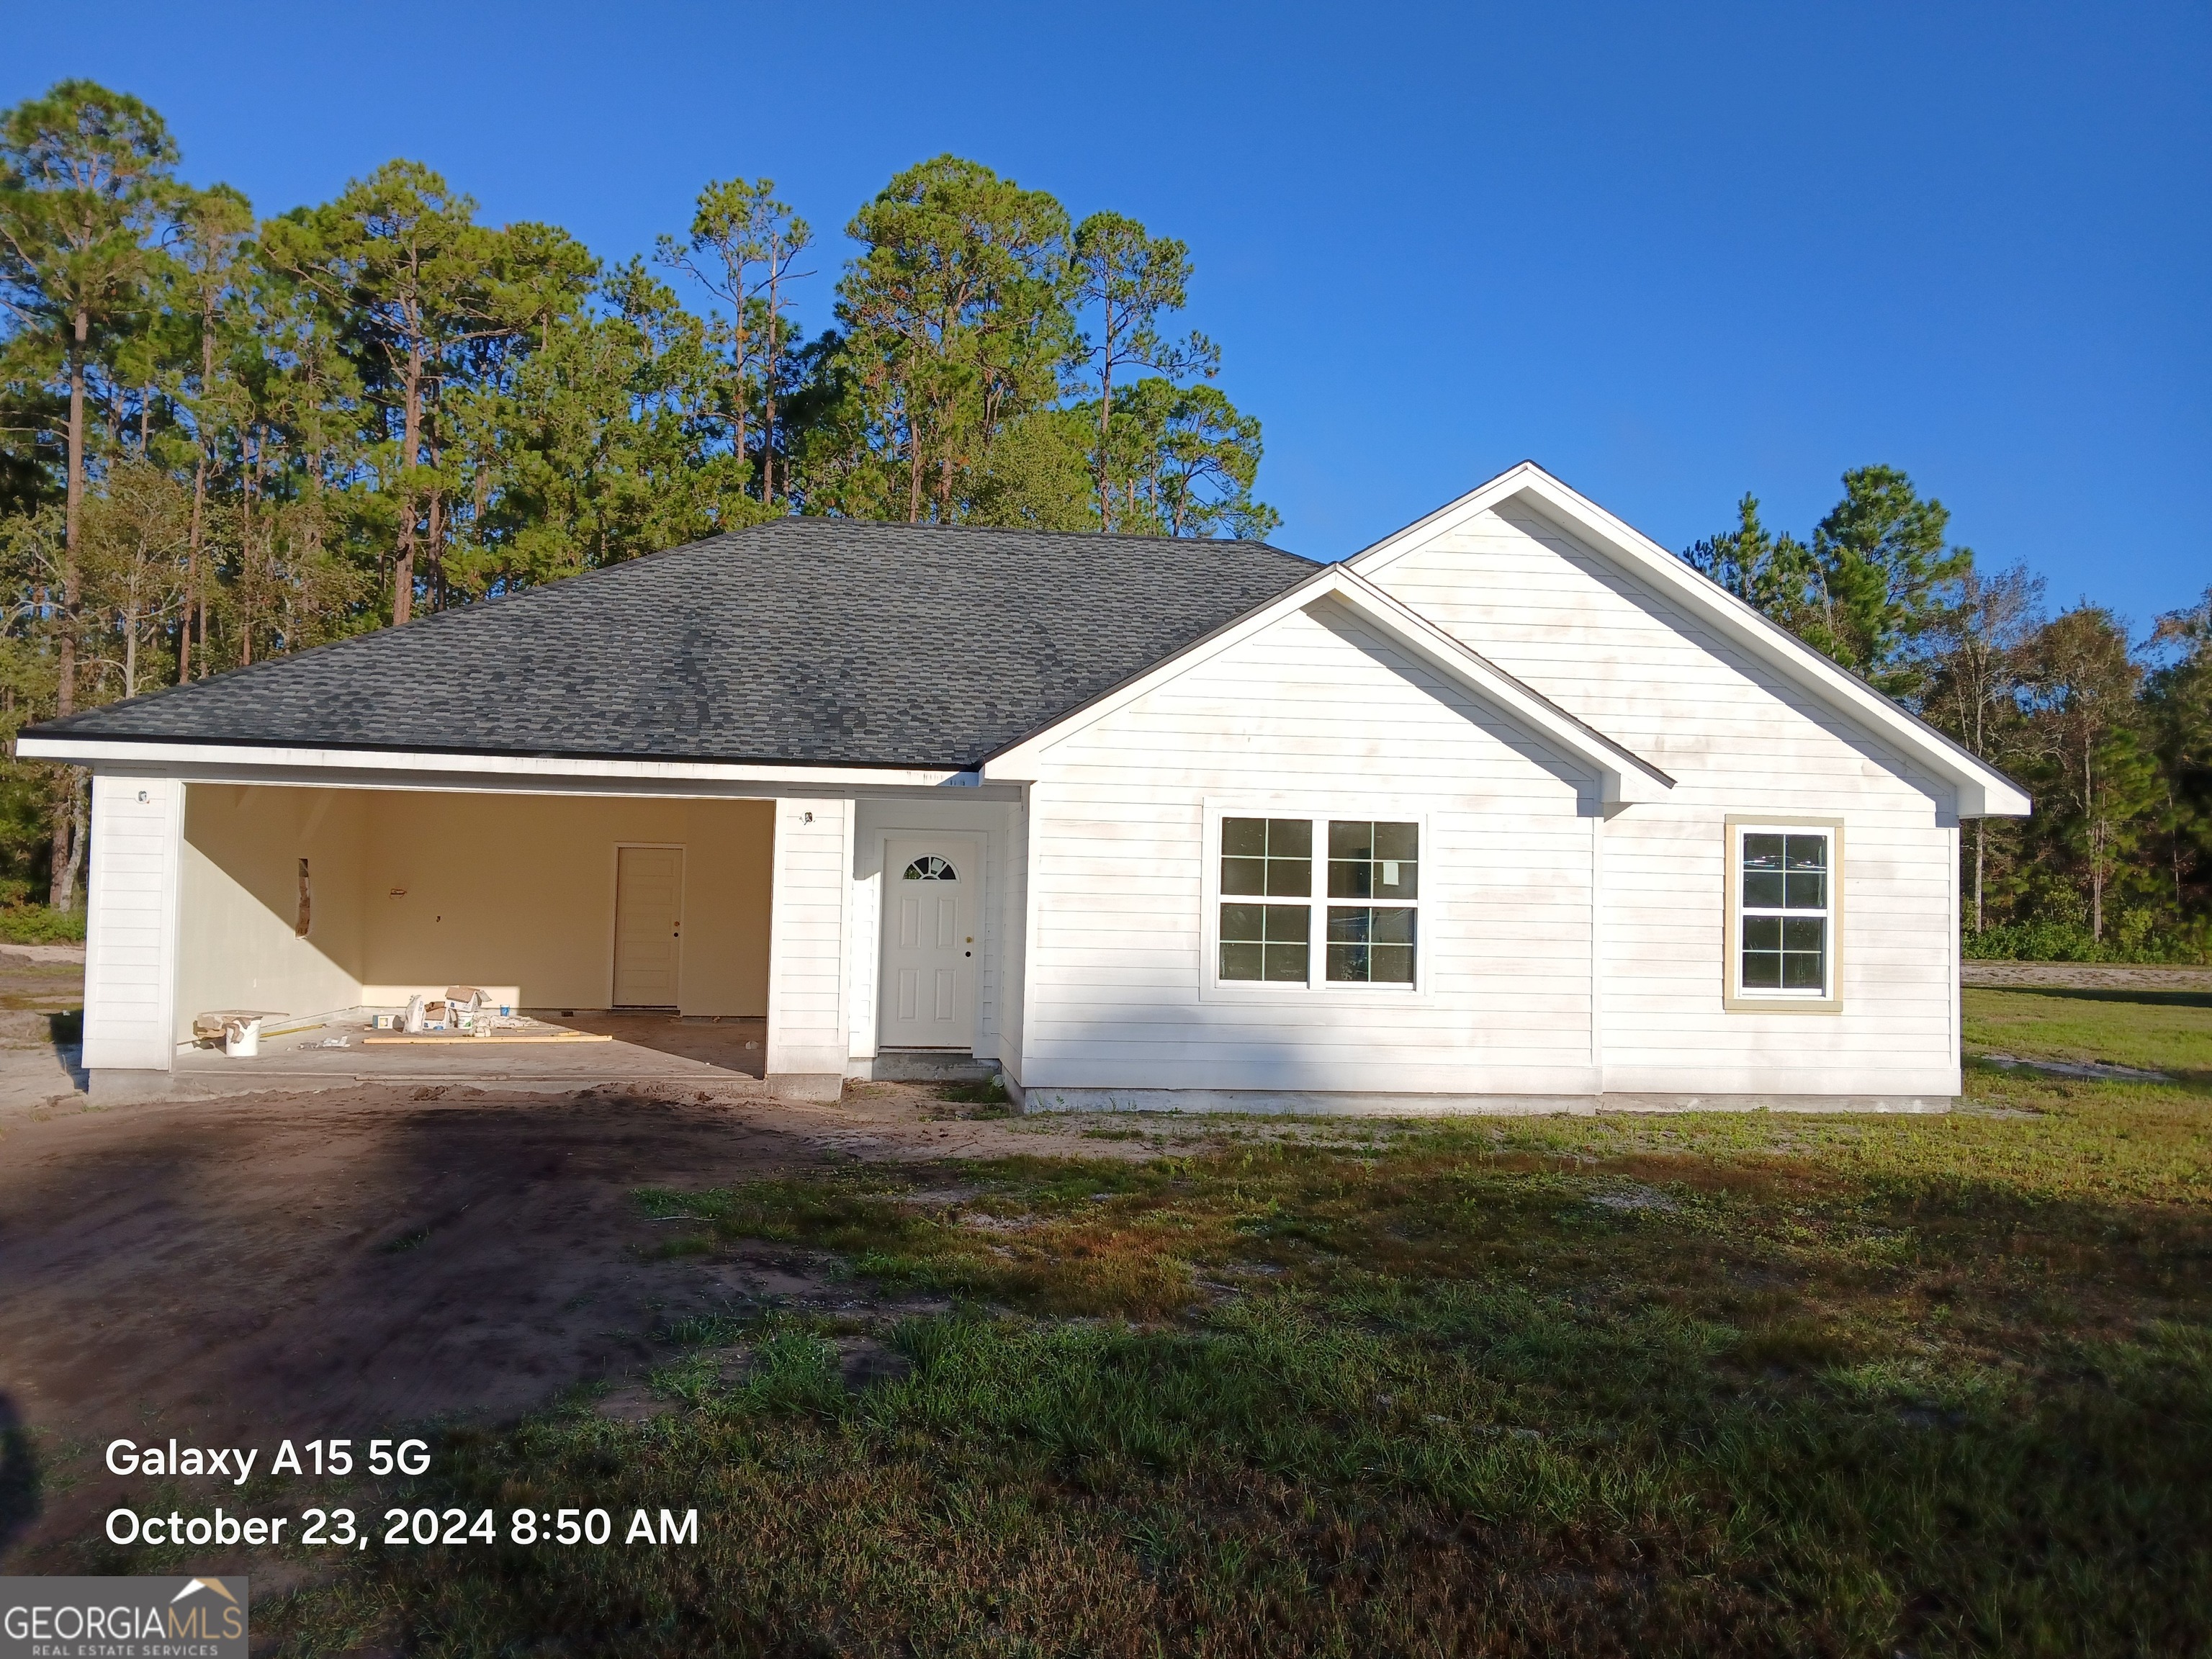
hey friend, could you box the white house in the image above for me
[19,464,2028,1112]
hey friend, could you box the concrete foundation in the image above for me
[88,1008,781,1104]
[1009,1081,1954,1116]
[765,1072,846,1102]
[858,1049,999,1084]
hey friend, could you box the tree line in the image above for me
[6,81,2200,961]
[1682,471,2211,961]
[0,80,1278,908]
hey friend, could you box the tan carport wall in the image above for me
[173,785,775,1027]
[30,744,1012,1102]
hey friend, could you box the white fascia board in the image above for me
[1349,463,2033,819]
[981,565,1673,805]
[13,734,992,796]
[1340,461,1547,573]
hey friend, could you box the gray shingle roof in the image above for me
[27,518,1319,769]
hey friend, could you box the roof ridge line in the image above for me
[719,514,1306,558]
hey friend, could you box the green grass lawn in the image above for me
[213,995,2212,1655]
[1964,983,2212,1080]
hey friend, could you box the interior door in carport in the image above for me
[880,840,974,1049]
[613,845,683,1007]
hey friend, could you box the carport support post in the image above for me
[763,796,853,1102]
[82,771,185,1092]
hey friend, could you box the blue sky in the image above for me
[28,0,2211,625]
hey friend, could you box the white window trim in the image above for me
[1723,814,1844,1015]
[1200,799,1433,1004]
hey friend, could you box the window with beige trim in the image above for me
[1727,820,1840,1007]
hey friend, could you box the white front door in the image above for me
[879,839,976,1049]
[613,845,683,1007]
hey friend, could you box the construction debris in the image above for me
[362,1003,606,1046]
[192,1010,287,1055]
[197,999,603,1053]
[363,1030,613,1046]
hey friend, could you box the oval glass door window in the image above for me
[902,856,958,881]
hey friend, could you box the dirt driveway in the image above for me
[0,1075,1138,1564]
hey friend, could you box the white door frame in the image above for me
[609,841,685,1008]
[871,829,986,1053]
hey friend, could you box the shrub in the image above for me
[1964,913,2210,965]
[0,905,87,944]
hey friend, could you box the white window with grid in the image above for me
[1726,819,1842,1010]
[1208,809,1424,994]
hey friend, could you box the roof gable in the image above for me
[981,562,1674,804]
[1347,463,2031,817]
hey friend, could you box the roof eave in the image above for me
[12,732,993,792]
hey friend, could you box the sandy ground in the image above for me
[0,948,89,1110]
[0,1074,1174,1562]
[0,920,1223,1573]
[1961,960,2212,991]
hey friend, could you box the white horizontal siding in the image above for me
[1371,505,1960,1097]
[83,772,182,1071]
[1024,598,1599,1094]
[1002,791,1032,1080]
[765,797,852,1076]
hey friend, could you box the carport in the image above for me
[178,782,774,1030]
[153,780,779,1092]
[39,752,1003,1103]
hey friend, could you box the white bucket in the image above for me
[225,1017,262,1057]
